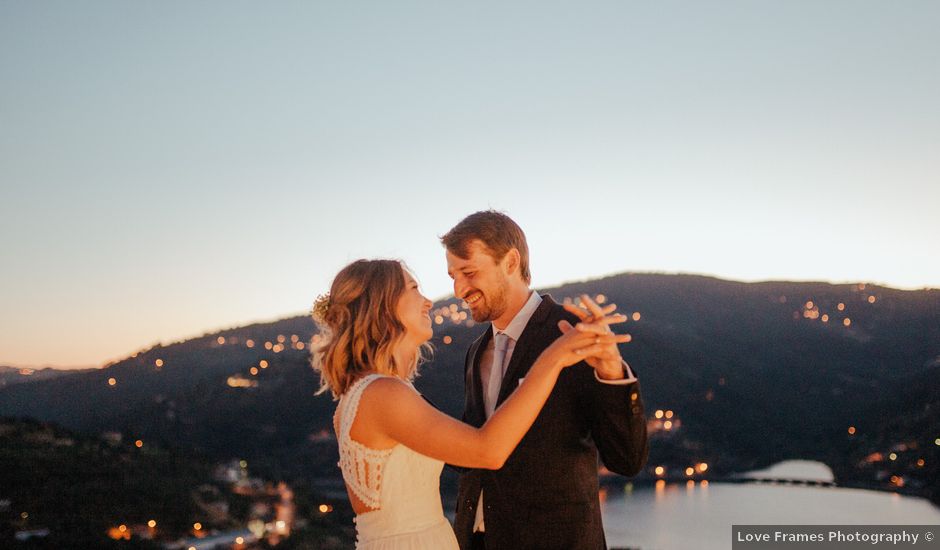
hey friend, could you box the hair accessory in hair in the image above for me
[312,292,331,323]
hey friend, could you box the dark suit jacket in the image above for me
[453,295,649,550]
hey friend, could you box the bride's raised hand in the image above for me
[540,316,631,370]
[559,294,631,379]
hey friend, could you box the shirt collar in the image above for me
[492,291,542,342]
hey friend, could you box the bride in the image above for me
[311,259,628,549]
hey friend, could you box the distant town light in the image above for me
[935,438,940,446]
[147,520,156,528]
[805,301,814,309]
[663,421,673,430]
[217,337,225,345]
[848,426,856,435]
[868,296,876,303]
[291,334,299,343]
[240,460,248,468]
[246,339,255,348]
[843,318,851,327]
[135,440,143,448]
[697,463,708,472]
[193,522,202,531]
[277,335,286,343]
[889,453,898,461]
[227,376,257,388]
[837,303,845,311]
[119,524,127,532]
[654,410,664,419]
[21,512,28,519]
[443,336,453,344]
[250,367,259,376]
[596,294,607,304]
[235,536,244,544]
[654,466,665,476]
[108,378,117,386]
[917,459,925,467]
[685,467,694,476]
[665,410,674,419]
[259,360,268,368]
[821,314,829,323]
[319,504,330,513]
[632,312,641,321]
[265,341,273,350]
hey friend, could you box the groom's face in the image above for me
[446,239,510,323]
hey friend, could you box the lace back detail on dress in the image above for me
[337,374,393,510]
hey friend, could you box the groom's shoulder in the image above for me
[537,294,580,326]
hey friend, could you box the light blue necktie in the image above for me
[485,332,511,418]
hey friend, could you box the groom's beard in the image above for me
[469,279,509,323]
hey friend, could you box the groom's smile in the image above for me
[463,290,483,307]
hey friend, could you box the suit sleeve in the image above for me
[588,368,649,476]
[561,310,649,477]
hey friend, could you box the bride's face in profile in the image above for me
[396,268,434,347]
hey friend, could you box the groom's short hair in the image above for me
[441,210,531,284]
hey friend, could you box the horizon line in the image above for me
[4,269,936,371]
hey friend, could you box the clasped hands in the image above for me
[560,294,630,380]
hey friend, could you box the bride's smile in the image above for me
[396,269,434,348]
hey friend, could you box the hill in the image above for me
[0,366,92,389]
[1,273,937,503]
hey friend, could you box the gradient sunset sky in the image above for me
[1,1,937,368]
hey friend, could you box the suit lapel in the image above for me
[465,326,491,427]
[495,295,557,409]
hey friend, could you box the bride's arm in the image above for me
[358,323,628,469]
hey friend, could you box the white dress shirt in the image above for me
[473,292,637,532]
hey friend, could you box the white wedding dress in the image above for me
[336,374,460,549]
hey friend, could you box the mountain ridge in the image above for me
[2,272,937,504]
[6,271,936,371]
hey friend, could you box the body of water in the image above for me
[602,461,940,550]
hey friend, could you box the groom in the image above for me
[442,211,649,550]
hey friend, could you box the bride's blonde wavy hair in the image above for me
[311,259,431,399]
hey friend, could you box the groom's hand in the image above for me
[561,294,629,380]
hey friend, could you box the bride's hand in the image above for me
[560,294,631,379]
[541,314,631,370]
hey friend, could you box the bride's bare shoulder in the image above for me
[349,376,417,447]
[359,375,414,402]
